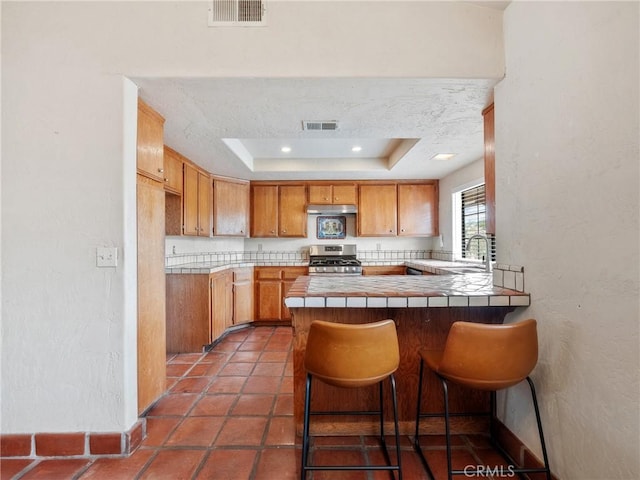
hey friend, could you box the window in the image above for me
[452,183,496,262]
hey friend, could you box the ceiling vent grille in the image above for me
[208,0,266,26]
[302,120,339,131]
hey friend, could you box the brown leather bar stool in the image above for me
[414,319,551,480]
[301,319,402,480]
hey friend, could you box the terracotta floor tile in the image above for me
[166,363,192,377]
[239,341,269,351]
[273,393,294,415]
[219,362,255,376]
[19,459,91,480]
[252,362,285,376]
[254,447,299,480]
[190,394,238,416]
[207,376,246,394]
[213,341,243,352]
[138,449,206,480]
[265,416,296,446]
[0,459,34,480]
[230,351,262,362]
[186,363,216,376]
[164,416,225,447]
[421,448,479,480]
[169,353,204,364]
[310,449,368,480]
[78,448,154,479]
[215,417,268,446]
[260,351,289,362]
[141,417,182,447]
[201,351,231,364]
[280,376,294,393]
[231,394,275,416]
[195,449,258,479]
[243,376,281,394]
[146,393,199,416]
[169,376,211,393]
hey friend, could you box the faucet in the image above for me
[465,234,493,273]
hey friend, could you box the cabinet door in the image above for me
[358,184,397,236]
[137,100,165,182]
[251,185,279,237]
[397,183,438,236]
[332,184,357,204]
[211,271,232,341]
[483,104,496,235]
[279,185,307,237]
[166,274,210,353]
[308,185,332,204]
[233,268,254,325]
[255,268,283,321]
[362,266,406,275]
[213,179,249,236]
[183,163,199,236]
[163,146,183,194]
[197,172,212,237]
[137,174,166,413]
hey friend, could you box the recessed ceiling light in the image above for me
[431,153,456,160]
[351,146,362,152]
[281,146,292,153]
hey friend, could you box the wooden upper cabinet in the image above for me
[251,185,279,237]
[279,185,307,237]
[163,146,184,194]
[483,103,496,235]
[358,184,398,236]
[183,162,212,237]
[137,99,165,182]
[397,183,438,236]
[308,184,357,205]
[213,178,249,236]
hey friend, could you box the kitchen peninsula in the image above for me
[285,273,530,436]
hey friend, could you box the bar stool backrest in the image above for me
[304,320,400,388]
[437,319,538,391]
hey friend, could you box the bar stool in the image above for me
[414,319,551,480]
[301,319,402,480]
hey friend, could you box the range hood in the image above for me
[306,204,358,215]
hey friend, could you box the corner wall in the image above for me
[496,2,639,478]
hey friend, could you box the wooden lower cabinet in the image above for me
[233,268,254,325]
[362,265,406,276]
[166,270,232,353]
[255,266,308,322]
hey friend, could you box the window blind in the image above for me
[461,184,496,261]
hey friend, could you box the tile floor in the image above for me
[2,326,513,480]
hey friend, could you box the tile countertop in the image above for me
[284,274,530,309]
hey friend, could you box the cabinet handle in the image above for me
[164,178,169,182]
[157,168,164,173]
[400,228,405,232]
[389,229,394,233]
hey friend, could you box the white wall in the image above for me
[1,1,504,434]
[496,2,639,478]
[437,157,484,253]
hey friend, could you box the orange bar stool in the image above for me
[414,319,551,480]
[301,319,402,480]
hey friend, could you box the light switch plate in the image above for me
[96,247,118,267]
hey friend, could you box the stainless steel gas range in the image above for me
[308,244,362,275]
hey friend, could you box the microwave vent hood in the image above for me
[306,204,357,215]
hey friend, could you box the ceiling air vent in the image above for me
[302,120,339,131]
[208,0,266,26]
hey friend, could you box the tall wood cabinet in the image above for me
[483,103,496,234]
[183,162,212,237]
[136,99,166,414]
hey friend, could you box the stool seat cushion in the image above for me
[419,319,538,391]
[304,319,400,388]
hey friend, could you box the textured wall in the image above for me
[1,1,504,434]
[496,2,639,478]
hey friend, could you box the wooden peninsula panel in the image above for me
[290,306,513,437]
